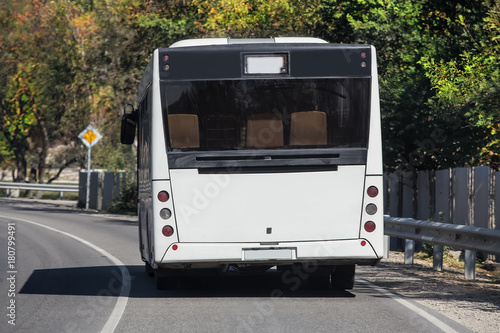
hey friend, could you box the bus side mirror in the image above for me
[121,104,137,145]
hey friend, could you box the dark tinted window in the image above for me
[163,79,370,151]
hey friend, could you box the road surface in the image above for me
[0,198,472,332]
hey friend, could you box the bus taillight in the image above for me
[158,190,170,202]
[367,186,379,198]
[364,221,376,232]
[162,225,174,237]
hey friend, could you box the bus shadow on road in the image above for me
[125,265,356,299]
[19,266,123,297]
[20,265,355,299]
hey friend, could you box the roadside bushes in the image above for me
[107,180,137,215]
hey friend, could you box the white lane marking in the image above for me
[359,278,458,333]
[0,215,131,333]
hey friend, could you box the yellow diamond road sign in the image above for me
[78,125,102,148]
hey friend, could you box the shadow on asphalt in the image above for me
[20,265,355,299]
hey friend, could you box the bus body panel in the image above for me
[359,174,384,256]
[169,166,365,243]
[152,180,178,264]
[158,239,379,268]
[137,69,153,265]
[150,50,170,180]
[170,37,328,48]
[365,45,383,176]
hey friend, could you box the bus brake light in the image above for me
[364,221,376,232]
[158,190,170,202]
[367,186,378,198]
[162,225,174,237]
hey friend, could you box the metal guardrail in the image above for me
[384,216,500,280]
[384,216,500,256]
[0,182,78,199]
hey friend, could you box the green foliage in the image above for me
[0,132,14,167]
[93,142,137,171]
[1,0,499,182]
[317,0,497,171]
[421,0,500,168]
[190,0,318,37]
[106,178,138,215]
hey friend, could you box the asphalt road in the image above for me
[0,198,473,333]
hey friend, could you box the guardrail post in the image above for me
[384,235,390,258]
[404,239,414,264]
[89,172,100,210]
[464,250,476,280]
[78,172,87,208]
[433,245,443,271]
[115,172,126,200]
[102,172,115,211]
[385,216,500,279]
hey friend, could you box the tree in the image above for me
[421,0,500,168]
[1,64,36,181]
[1,0,499,188]
[1,0,78,182]
[0,0,141,182]
[313,0,492,171]
[190,0,318,37]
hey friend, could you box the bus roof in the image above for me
[169,37,328,48]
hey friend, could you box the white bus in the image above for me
[121,37,384,290]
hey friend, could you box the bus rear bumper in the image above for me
[157,239,382,269]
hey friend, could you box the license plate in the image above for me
[243,248,295,260]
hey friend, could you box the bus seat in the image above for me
[246,114,284,148]
[168,114,200,148]
[290,111,327,146]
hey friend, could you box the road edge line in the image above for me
[359,278,459,333]
[0,215,130,333]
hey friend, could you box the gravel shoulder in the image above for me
[361,251,500,333]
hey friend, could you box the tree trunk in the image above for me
[12,146,27,198]
[27,166,37,197]
[2,128,28,184]
[35,116,50,199]
[13,144,27,183]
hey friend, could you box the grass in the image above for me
[415,250,500,280]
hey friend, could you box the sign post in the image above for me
[78,125,102,209]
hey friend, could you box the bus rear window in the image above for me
[163,79,370,150]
